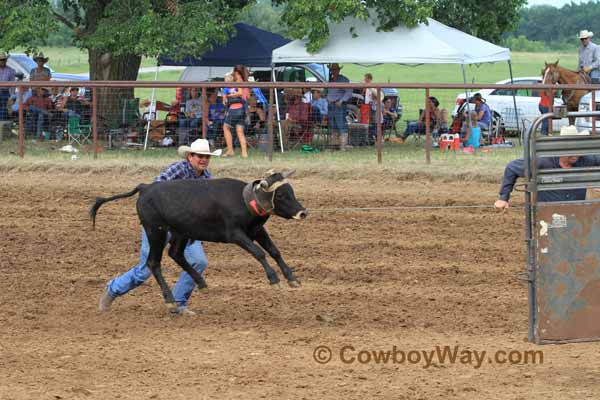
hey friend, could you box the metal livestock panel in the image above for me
[535,202,600,343]
[525,109,600,344]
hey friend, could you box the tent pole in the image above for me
[508,60,520,141]
[272,66,284,153]
[461,64,471,127]
[144,64,159,150]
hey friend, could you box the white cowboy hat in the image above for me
[0,51,9,60]
[560,125,589,136]
[579,30,594,39]
[177,138,222,158]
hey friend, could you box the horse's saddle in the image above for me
[579,71,592,85]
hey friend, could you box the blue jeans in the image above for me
[0,89,10,121]
[328,102,347,133]
[539,105,549,135]
[107,228,208,307]
[26,106,49,138]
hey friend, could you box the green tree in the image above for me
[239,0,288,37]
[432,0,527,44]
[0,0,250,123]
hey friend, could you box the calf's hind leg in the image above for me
[168,234,208,291]
[145,226,177,309]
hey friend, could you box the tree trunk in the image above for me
[88,49,142,129]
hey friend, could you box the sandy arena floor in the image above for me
[1,169,600,399]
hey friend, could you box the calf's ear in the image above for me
[264,169,276,177]
[281,169,296,178]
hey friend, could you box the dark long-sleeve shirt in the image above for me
[499,156,600,202]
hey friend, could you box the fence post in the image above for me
[425,88,431,164]
[376,87,382,164]
[549,89,553,134]
[268,87,274,162]
[92,87,98,159]
[202,87,208,139]
[592,90,596,136]
[18,85,24,158]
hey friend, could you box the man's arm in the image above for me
[591,44,600,70]
[498,158,526,203]
[156,162,185,182]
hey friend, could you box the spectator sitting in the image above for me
[207,90,225,144]
[24,87,53,139]
[463,111,481,148]
[30,53,52,82]
[383,97,398,129]
[399,96,448,143]
[178,87,202,145]
[284,89,312,145]
[302,88,312,104]
[57,87,89,119]
[246,93,265,138]
[460,93,490,136]
[310,89,327,124]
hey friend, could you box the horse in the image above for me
[542,60,591,124]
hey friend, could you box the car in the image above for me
[6,53,89,82]
[576,90,600,132]
[453,77,566,133]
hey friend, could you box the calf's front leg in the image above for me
[232,231,280,286]
[254,227,300,287]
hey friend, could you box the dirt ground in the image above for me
[1,169,600,400]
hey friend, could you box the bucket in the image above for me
[360,104,371,124]
[257,133,270,153]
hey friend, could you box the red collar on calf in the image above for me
[248,199,269,216]
[243,181,273,217]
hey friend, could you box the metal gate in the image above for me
[526,109,600,344]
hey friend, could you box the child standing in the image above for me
[464,111,481,148]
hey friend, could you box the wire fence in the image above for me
[1,80,598,162]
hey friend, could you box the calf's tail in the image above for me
[90,184,148,229]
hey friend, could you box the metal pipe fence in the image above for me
[1,80,599,163]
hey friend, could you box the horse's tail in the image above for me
[90,184,148,229]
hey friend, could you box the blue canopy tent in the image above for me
[147,24,290,150]
[159,23,290,68]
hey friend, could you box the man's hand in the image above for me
[336,100,342,107]
[584,66,592,74]
[494,199,509,211]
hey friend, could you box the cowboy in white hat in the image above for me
[0,51,16,120]
[30,52,51,81]
[578,30,600,83]
[99,138,221,316]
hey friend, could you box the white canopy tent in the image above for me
[272,17,510,65]
[271,17,518,158]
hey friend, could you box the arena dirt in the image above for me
[1,170,600,399]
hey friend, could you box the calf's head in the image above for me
[257,169,307,220]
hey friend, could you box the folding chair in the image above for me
[67,115,92,145]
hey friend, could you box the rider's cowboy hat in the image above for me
[178,138,222,158]
[579,30,594,39]
[33,52,49,62]
[0,51,9,60]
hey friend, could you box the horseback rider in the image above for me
[578,30,600,84]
